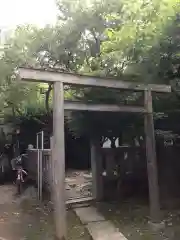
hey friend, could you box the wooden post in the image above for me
[144,90,160,222]
[91,140,103,201]
[53,82,66,240]
[106,150,115,178]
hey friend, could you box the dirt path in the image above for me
[0,184,90,240]
[0,184,54,240]
[0,171,92,240]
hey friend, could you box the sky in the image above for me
[0,0,58,29]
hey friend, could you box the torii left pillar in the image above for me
[53,81,66,240]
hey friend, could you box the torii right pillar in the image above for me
[144,90,161,223]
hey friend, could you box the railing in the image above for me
[26,149,52,193]
[42,150,52,191]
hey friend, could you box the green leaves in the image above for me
[1,0,180,138]
[57,0,180,138]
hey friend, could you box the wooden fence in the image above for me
[25,147,146,195]
[25,146,180,204]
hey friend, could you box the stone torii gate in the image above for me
[18,67,171,240]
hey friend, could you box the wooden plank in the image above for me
[66,196,94,205]
[144,90,161,222]
[18,68,171,93]
[53,81,66,239]
[64,101,147,113]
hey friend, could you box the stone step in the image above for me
[75,207,105,224]
[87,221,127,240]
[74,206,127,240]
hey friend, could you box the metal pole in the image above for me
[37,143,40,199]
[50,136,54,188]
[41,131,44,150]
[37,132,42,201]
[39,131,43,201]
[39,148,43,201]
[36,133,39,149]
[36,131,44,201]
[37,132,40,200]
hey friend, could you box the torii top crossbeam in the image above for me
[18,67,171,93]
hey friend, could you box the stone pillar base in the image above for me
[148,221,165,232]
[54,236,66,240]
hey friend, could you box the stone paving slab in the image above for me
[87,221,128,240]
[75,206,128,240]
[74,206,105,224]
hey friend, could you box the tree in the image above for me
[56,0,180,142]
[0,25,55,120]
[1,0,180,145]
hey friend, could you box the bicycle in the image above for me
[12,154,28,194]
[0,145,12,183]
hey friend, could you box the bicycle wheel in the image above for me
[16,179,22,194]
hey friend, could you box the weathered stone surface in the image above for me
[74,207,105,224]
[75,206,127,240]
[148,221,165,232]
[87,221,127,240]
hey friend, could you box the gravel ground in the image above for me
[0,184,90,240]
[97,199,180,240]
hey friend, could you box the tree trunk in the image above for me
[45,83,53,112]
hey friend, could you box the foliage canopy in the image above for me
[0,0,180,142]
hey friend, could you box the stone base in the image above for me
[148,221,165,232]
[87,221,128,240]
[75,206,127,240]
[75,207,105,224]
[54,236,66,240]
